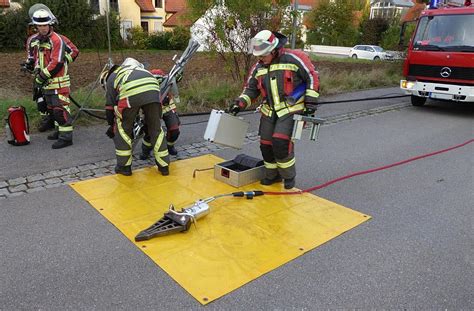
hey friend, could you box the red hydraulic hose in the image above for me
[263,138,474,196]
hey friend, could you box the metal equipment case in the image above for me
[204,110,249,149]
[214,154,264,187]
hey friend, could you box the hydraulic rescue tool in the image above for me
[135,191,263,241]
[134,137,474,242]
[291,114,325,141]
[286,83,326,141]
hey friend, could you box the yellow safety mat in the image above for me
[71,154,371,305]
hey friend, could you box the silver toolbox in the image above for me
[214,154,265,188]
[204,109,249,149]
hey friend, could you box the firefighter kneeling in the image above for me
[100,58,170,176]
[230,30,320,189]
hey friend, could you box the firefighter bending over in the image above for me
[139,68,182,159]
[229,30,320,189]
[25,8,77,149]
[100,58,170,176]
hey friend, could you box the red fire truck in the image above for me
[400,0,474,106]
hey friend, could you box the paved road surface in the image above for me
[1,87,473,309]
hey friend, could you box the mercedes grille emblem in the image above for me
[440,67,452,78]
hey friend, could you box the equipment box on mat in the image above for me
[214,154,264,187]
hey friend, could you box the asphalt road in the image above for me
[1,87,473,309]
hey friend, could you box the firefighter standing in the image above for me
[26,9,77,149]
[139,68,182,159]
[24,30,79,133]
[230,30,320,189]
[100,58,170,176]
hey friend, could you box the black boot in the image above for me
[158,166,169,176]
[47,131,59,140]
[51,139,73,149]
[139,144,152,160]
[139,151,150,160]
[38,115,55,132]
[167,145,178,156]
[284,178,296,189]
[115,165,132,176]
[260,175,282,186]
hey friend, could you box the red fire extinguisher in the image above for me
[6,106,30,146]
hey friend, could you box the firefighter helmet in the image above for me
[99,65,118,90]
[121,57,144,69]
[250,30,279,57]
[32,9,54,26]
[150,69,166,84]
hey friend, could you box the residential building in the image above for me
[90,0,167,39]
[163,0,191,30]
[0,0,10,9]
[369,0,414,19]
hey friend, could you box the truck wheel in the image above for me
[411,95,426,107]
[352,54,357,59]
[374,56,380,61]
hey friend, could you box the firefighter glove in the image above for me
[161,96,170,106]
[20,60,34,73]
[105,126,115,139]
[34,73,48,88]
[228,100,245,116]
[304,104,317,116]
[106,109,115,126]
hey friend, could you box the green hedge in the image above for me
[147,26,191,50]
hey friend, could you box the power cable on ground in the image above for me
[262,138,473,196]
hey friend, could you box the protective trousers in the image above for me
[44,91,73,141]
[259,113,296,180]
[163,110,180,147]
[115,101,169,168]
[142,109,180,152]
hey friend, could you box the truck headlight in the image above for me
[401,80,415,89]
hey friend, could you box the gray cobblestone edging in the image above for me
[0,103,410,200]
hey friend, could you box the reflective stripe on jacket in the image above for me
[28,31,71,91]
[105,66,160,110]
[239,48,320,117]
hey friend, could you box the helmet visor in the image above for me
[249,37,278,56]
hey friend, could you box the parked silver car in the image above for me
[349,45,394,60]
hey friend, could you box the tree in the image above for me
[306,0,359,46]
[359,17,389,45]
[187,0,291,82]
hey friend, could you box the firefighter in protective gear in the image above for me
[231,30,320,189]
[139,68,181,159]
[27,8,76,149]
[25,26,79,134]
[101,58,170,176]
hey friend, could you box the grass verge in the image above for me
[1,56,403,135]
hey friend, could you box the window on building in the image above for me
[141,21,149,33]
[110,0,119,11]
[90,0,99,14]
[154,21,163,32]
[155,0,162,8]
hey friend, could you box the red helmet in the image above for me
[150,69,166,84]
[150,69,166,77]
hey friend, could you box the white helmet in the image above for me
[250,30,279,57]
[99,64,119,90]
[121,57,144,69]
[32,9,54,26]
